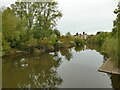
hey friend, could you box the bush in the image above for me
[37,37,55,51]
[102,38,118,67]
[59,35,75,48]
[87,32,111,45]
[2,37,11,55]
[26,38,37,47]
[49,34,58,46]
[69,41,75,47]
[74,36,84,46]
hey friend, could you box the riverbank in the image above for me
[98,59,120,75]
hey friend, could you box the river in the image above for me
[2,46,120,88]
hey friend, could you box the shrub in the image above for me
[2,37,11,55]
[49,34,58,46]
[102,38,118,66]
[74,36,84,46]
[59,35,75,48]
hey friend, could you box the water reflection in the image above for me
[86,43,120,89]
[86,43,102,53]
[74,45,84,52]
[3,53,62,88]
[2,45,120,88]
[110,74,120,89]
[59,48,73,61]
[86,43,108,63]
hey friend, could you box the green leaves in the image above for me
[87,32,110,45]
[2,8,19,44]
[11,1,62,30]
[2,36,11,54]
[2,1,62,55]
[26,38,37,47]
[74,36,84,46]
[49,34,58,46]
[113,3,120,38]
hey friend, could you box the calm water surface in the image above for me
[57,49,111,88]
[2,47,119,88]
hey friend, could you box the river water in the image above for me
[2,46,119,88]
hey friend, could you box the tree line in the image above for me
[87,2,120,68]
[1,1,85,56]
[1,1,119,69]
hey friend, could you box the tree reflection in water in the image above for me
[59,48,73,61]
[110,74,120,89]
[2,45,120,89]
[3,53,62,88]
[74,45,84,52]
[86,43,120,89]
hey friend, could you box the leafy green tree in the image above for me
[11,1,62,31]
[59,34,75,48]
[113,2,120,37]
[87,32,110,45]
[66,32,71,36]
[113,2,120,67]
[53,29,61,38]
[74,36,84,46]
[2,8,19,48]
[2,1,62,55]
[100,2,120,68]
[26,37,37,53]
[2,36,11,55]
[2,8,30,49]
[11,2,34,29]
[49,34,58,46]
[34,2,62,30]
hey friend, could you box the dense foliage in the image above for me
[2,1,62,55]
[2,1,119,69]
[102,2,120,67]
[87,2,120,68]
[2,1,85,56]
[87,32,111,45]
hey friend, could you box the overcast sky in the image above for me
[1,0,118,35]
[57,0,118,35]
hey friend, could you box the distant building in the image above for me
[82,32,88,40]
[74,32,89,40]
